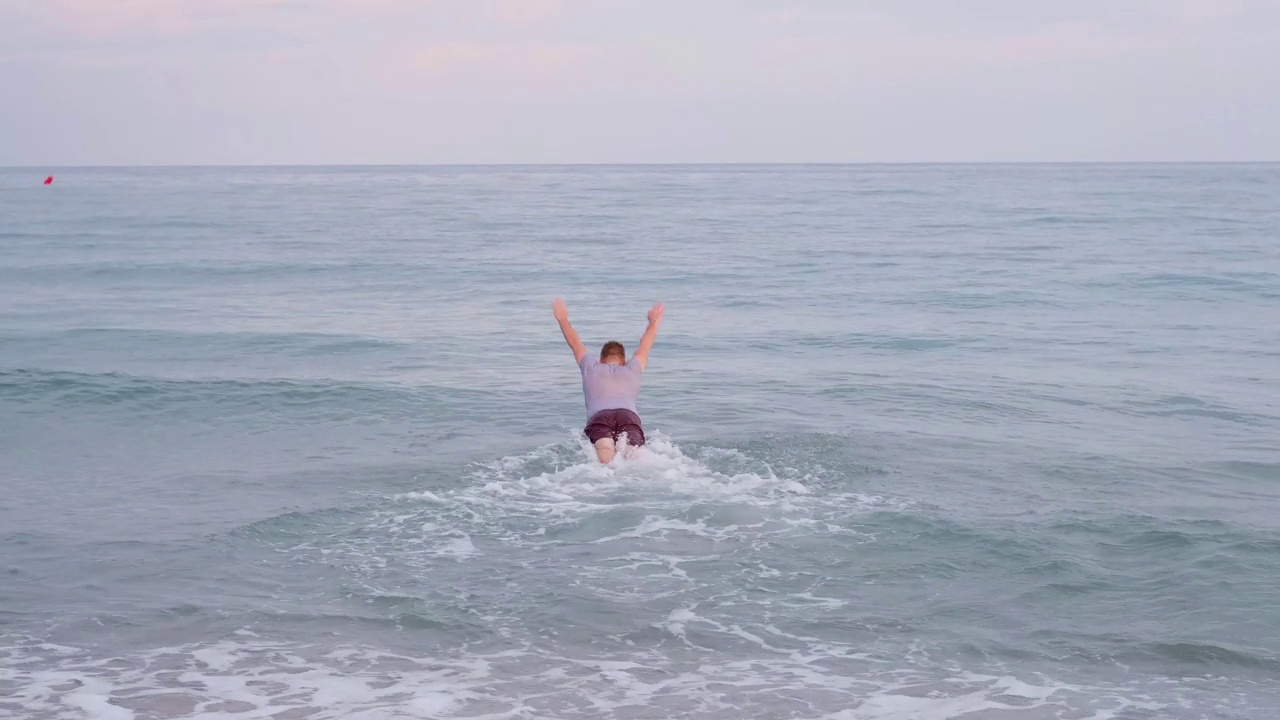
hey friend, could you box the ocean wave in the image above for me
[1134,641,1280,671]
[0,260,420,280]
[1213,460,1280,482]
[1082,270,1279,298]
[0,327,406,357]
[1033,631,1280,675]
[0,634,1193,720]
[788,332,972,352]
[0,368,509,420]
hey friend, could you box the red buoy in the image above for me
[44,176,54,185]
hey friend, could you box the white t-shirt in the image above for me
[579,356,643,418]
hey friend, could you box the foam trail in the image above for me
[4,437,1243,719]
[1,637,1174,720]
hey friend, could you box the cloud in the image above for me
[479,0,567,23]
[42,0,294,37]
[993,20,1148,62]
[369,41,595,95]
[1150,0,1250,23]
[263,49,294,66]
[36,0,569,38]
[408,41,590,75]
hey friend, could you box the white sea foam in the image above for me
[1,639,483,720]
[303,433,893,587]
[1,636,1179,720]
[392,489,448,504]
[439,532,478,558]
[462,432,817,506]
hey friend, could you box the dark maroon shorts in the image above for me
[584,408,646,446]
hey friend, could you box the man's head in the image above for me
[600,341,626,365]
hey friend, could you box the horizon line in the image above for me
[5,160,1280,170]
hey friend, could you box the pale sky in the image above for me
[2,0,1278,165]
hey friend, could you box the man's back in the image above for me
[580,356,642,418]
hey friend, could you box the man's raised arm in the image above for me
[632,302,664,371]
[552,298,588,364]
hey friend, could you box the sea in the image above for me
[1,164,1278,719]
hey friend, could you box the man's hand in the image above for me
[552,297,587,363]
[634,301,664,371]
[647,301,665,325]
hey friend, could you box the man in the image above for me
[552,298,664,463]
